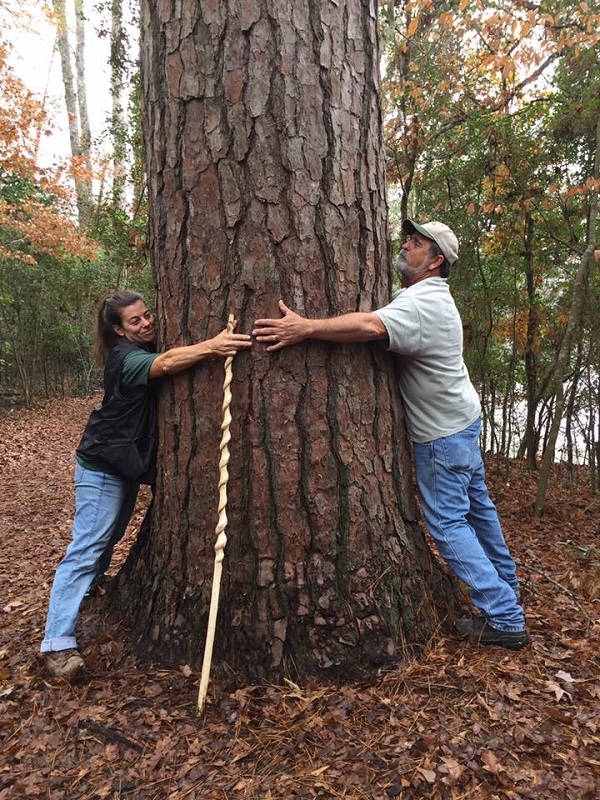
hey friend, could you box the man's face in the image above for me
[113,300,156,346]
[397,232,441,285]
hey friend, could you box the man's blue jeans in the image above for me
[41,463,138,653]
[413,417,525,632]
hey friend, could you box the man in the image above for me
[253,219,530,650]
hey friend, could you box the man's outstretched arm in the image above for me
[253,300,388,352]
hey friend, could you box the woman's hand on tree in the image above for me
[208,324,252,358]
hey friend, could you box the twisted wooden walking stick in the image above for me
[197,313,235,715]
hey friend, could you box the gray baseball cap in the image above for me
[403,219,459,265]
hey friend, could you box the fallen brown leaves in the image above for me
[0,398,598,799]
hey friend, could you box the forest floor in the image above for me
[0,396,599,800]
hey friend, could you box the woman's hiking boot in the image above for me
[45,648,85,677]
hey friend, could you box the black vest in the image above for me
[76,338,158,484]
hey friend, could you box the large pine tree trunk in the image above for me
[115,0,459,683]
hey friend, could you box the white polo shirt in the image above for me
[374,277,481,443]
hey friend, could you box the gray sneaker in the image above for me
[456,617,530,650]
[45,649,85,677]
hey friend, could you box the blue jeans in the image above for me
[413,417,525,631]
[41,463,139,653]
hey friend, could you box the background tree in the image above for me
[108,0,126,208]
[0,18,97,399]
[114,0,459,683]
[380,0,600,489]
[0,4,147,404]
[534,41,600,511]
[5,0,598,466]
[50,0,93,228]
[0,0,155,404]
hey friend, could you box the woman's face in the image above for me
[114,300,156,346]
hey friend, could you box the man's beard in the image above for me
[397,251,416,279]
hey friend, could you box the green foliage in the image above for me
[0,170,40,205]
[89,69,152,301]
[0,6,152,406]
[0,169,152,404]
[90,201,152,298]
[381,0,600,461]
[0,244,117,401]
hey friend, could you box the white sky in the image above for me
[8,4,116,169]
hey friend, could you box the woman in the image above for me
[41,290,252,677]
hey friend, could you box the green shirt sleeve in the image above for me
[121,350,160,393]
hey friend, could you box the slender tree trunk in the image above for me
[52,1,80,159]
[74,0,93,226]
[385,8,419,223]
[588,360,598,492]
[595,373,600,493]
[523,212,539,469]
[535,113,600,514]
[564,353,582,482]
[114,0,459,684]
[52,0,93,228]
[110,0,127,208]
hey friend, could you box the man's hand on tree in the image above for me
[253,300,310,351]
